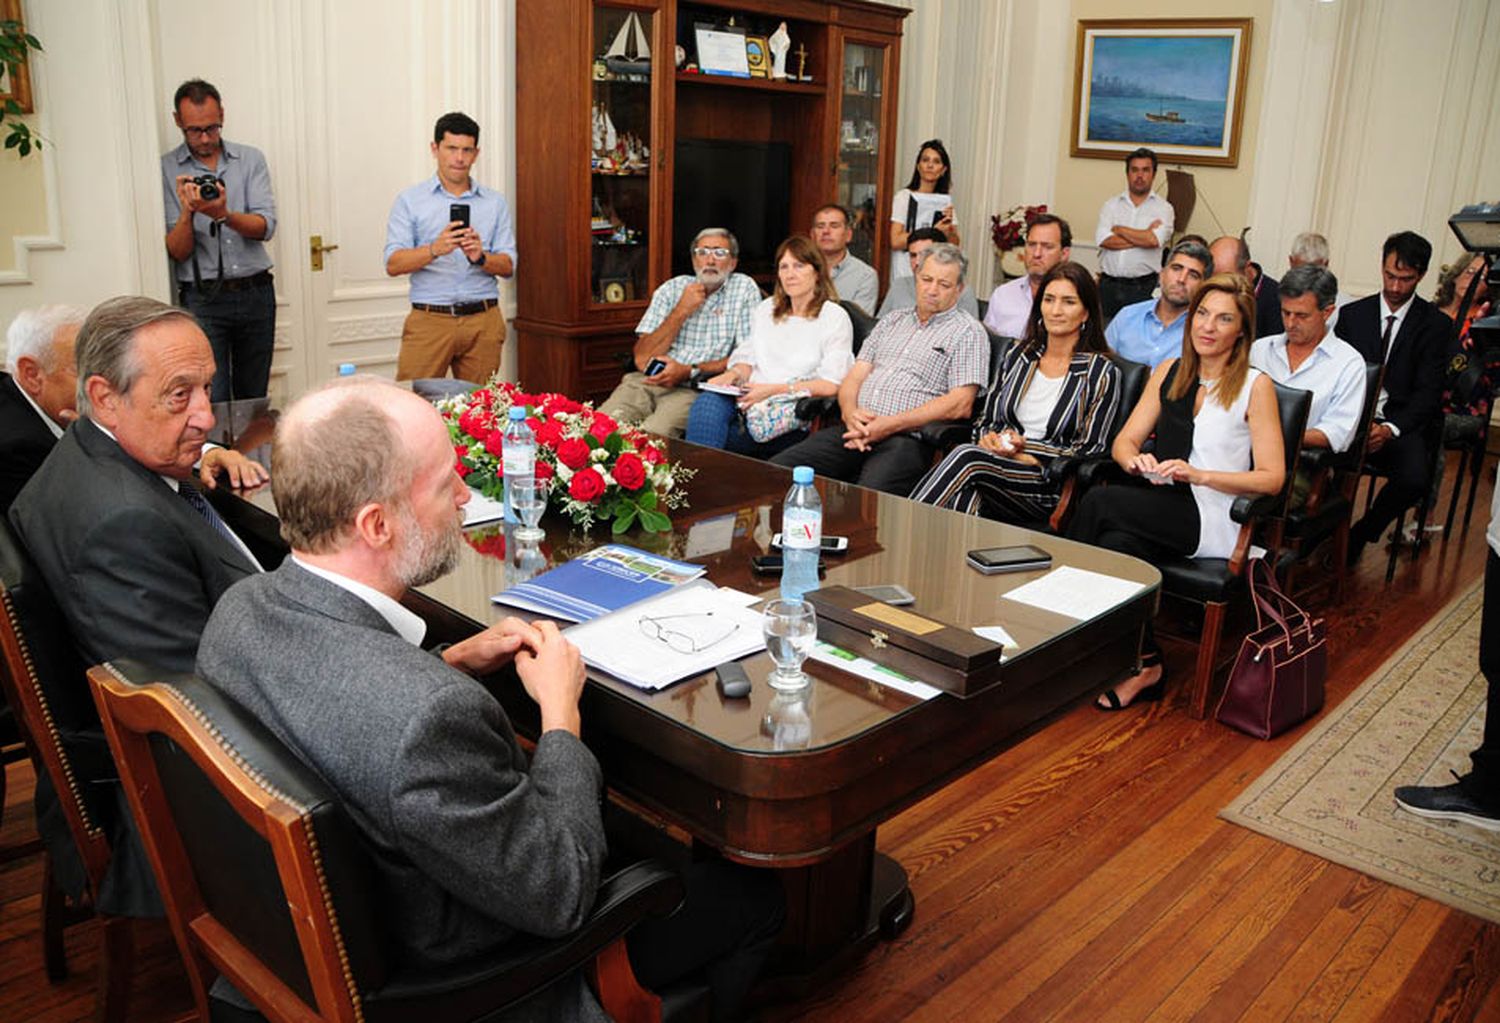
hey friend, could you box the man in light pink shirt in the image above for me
[983,214,1071,339]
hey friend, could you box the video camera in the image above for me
[1449,202,1500,349]
[191,174,222,202]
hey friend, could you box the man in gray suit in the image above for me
[9,295,267,918]
[198,378,781,1021]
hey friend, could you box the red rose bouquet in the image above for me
[440,381,694,533]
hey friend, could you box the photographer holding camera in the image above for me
[162,78,278,401]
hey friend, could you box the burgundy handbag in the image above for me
[1215,558,1327,739]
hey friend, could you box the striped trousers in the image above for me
[909,443,1059,523]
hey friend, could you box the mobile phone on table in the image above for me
[751,554,825,576]
[449,202,471,228]
[852,584,915,606]
[965,544,1052,575]
[771,533,849,553]
[644,357,668,377]
[715,662,752,699]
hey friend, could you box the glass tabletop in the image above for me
[393,441,1161,757]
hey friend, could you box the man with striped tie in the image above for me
[10,296,268,676]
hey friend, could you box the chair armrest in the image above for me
[372,860,685,1014]
[914,419,971,450]
[1074,456,1130,489]
[1040,453,1090,486]
[1229,493,1280,525]
[1298,447,1333,474]
[795,396,836,422]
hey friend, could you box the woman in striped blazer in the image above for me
[910,261,1120,523]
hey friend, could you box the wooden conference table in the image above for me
[218,423,1160,976]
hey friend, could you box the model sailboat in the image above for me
[604,12,651,75]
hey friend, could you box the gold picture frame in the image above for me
[0,0,34,115]
[745,35,770,79]
[1071,18,1252,168]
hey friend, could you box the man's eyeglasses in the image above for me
[692,246,732,259]
[638,610,740,654]
[184,124,223,138]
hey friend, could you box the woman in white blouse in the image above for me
[685,235,854,457]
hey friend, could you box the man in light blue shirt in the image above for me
[1104,238,1211,367]
[385,112,517,383]
[1250,264,1367,456]
[162,79,278,401]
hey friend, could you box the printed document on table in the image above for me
[565,581,764,691]
[1000,565,1147,620]
[463,488,508,527]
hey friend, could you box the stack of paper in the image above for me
[566,581,765,691]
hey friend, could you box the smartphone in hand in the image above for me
[450,203,471,229]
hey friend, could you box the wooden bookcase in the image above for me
[514,0,907,403]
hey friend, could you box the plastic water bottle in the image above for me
[781,466,822,601]
[501,406,536,524]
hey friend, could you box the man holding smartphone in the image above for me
[385,111,516,383]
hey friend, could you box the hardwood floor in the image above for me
[1,463,1496,1022]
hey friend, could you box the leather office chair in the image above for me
[89,659,695,1023]
[0,517,138,1021]
[1279,360,1383,600]
[411,378,480,404]
[0,694,37,862]
[1074,382,1311,718]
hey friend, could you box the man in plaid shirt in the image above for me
[772,243,989,495]
[600,227,760,436]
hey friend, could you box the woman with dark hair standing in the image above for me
[1069,273,1285,709]
[889,139,960,284]
[910,262,1120,523]
[685,235,853,457]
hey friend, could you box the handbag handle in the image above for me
[1246,558,1316,643]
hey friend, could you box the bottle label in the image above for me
[503,445,534,475]
[782,508,821,549]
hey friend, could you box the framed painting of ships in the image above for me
[1071,19,1252,168]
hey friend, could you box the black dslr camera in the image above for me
[191,174,222,201]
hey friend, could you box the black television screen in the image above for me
[672,138,791,279]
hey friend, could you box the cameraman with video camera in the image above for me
[162,78,277,401]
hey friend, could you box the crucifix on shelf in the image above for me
[795,43,809,81]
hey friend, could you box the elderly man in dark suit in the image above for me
[10,296,269,674]
[197,378,781,1022]
[8,296,269,918]
[1,305,83,512]
[1336,231,1454,564]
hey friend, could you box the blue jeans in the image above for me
[181,276,277,401]
[684,391,806,459]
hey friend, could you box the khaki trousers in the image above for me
[396,305,505,383]
[600,372,699,437]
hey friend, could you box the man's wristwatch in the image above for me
[469,250,486,267]
[689,364,702,384]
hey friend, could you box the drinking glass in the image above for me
[762,598,816,691]
[512,478,547,543]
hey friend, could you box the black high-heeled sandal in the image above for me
[1096,658,1167,711]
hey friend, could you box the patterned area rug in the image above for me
[1221,581,1500,924]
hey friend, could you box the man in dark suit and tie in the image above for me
[1336,231,1454,563]
[8,296,268,917]
[1,306,84,513]
[197,377,782,1021]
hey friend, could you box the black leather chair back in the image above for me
[984,330,1013,393]
[840,299,877,357]
[107,662,389,1010]
[1270,382,1313,507]
[1343,360,1385,470]
[1110,357,1150,444]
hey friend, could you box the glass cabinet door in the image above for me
[589,3,656,307]
[836,40,887,271]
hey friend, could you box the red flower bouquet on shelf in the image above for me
[990,202,1049,253]
[440,381,694,533]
